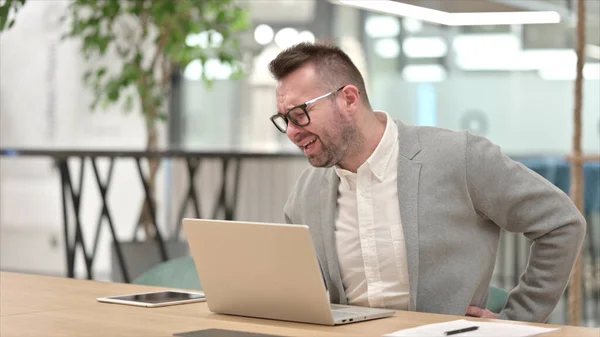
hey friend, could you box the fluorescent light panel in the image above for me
[456,49,577,71]
[402,64,447,82]
[374,38,401,59]
[403,37,448,58]
[453,34,521,55]
[365,15,401,38]
[452,33,579,72]
[274,28,299,49]
[254,24,274,45]
[339,0,560,26]
[539,63,600,80]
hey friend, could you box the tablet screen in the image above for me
[111,291,204,304]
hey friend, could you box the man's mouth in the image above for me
[300,137,318,153]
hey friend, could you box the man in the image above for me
[268,42,586,323]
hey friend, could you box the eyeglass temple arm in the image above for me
[305,86,347,106]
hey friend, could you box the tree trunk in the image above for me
[137,122,161,239]
[568,0,585,327]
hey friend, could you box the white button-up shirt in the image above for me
[334,112,410,310]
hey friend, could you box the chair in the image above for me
[487,286,509,314]
[133,256,202,290]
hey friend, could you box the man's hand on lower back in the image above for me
[466,306,498,319]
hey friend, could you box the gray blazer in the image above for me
[284,120,586,322]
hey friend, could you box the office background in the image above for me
[1,0,598,328]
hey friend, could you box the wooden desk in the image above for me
[1,272,598,337]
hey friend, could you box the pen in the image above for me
[444,326,479,335]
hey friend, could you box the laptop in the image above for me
[182,218,396,326]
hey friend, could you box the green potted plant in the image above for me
[64,0,248,236]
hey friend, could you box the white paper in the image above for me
[383,319,559,337]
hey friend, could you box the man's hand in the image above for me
[466,306,497,319]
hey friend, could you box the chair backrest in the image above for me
[133,256,202,290]
[487,286,509,313]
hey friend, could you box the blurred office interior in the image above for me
[0,0,599,327]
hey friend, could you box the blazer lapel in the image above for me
[395,121,422,311]
[320,170,347,304]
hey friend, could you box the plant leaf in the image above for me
[56,0,250,124]
[124,94,134,112]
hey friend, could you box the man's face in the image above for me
[275,65,358,168]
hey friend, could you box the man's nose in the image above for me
[286,122,302,141]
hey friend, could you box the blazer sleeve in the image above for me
[465,132,586,322]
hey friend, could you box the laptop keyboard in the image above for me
[332,311,362,320]
[330,305,366,320]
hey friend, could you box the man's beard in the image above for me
[309,121,361,168]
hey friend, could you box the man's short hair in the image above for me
[268,42,371,108]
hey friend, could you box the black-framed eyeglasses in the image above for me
[270,86,346,133]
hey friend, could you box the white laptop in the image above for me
[182,218,396,326]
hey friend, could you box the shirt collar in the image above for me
[365,111,398,182]
[334,111,398,183]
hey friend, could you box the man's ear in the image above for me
[340,85,360,112]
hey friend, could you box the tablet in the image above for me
[97,290,205,308]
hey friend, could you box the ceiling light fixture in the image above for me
[365,15,401,38]
[374,38,401,59]
[539,63,600,81]
[402,64,447,82]
[339,0,561,26]
[254,24,274,45]
[403,37,448,58]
